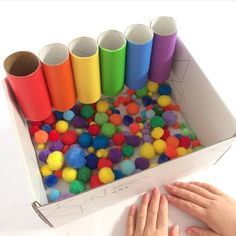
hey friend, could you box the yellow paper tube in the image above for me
[69,37,101,104]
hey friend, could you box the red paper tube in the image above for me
[4,51,52,121]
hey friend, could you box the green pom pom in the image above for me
[81,105,94,119]
[101,122,116,138]
[107,97,115,103]
[78,167,92,183]
[153,105,164,116]
[95,112,109,126]
[180,123,187,130]
[141,118,147,124]
[135,86,147,98]
[193,146,203,152]
[116,127,122,132]
[122,144,134,157]
[69,180,85,194]
[189,132,197,141]
[150,116,165,128]
[182,127,190,136]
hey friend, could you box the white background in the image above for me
[0,1,236,236]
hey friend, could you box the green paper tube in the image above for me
[98,30,126,96]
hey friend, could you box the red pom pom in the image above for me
[179,136,191,149]
[54,169,62,178]
[162,128,170,140]
[127,89,135,96]
[135,117,142,123]
[112,133,125,146]
[192,139,201,148]
[61,130,77,145]
[62,145,69,154]
[165,146,177,159]
[29,125,40,136]
[30,121,42,126]
[43,113,56,125]
[48,130,60,141]
[97,159,113,169]
[129,123,140,134]
[88,124,100,136]
[90,174,103,189]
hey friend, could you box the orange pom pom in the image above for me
[166,136,180,148]
[126,102,140,116]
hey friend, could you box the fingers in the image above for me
[126,204,136,236]
[145,188,160,229]
[172,182,216,200]
[166,195,206,221]
[186,227,221,236]
[156,195,168,234]
[170,225,180,236]
[134,192,150,234]
[165,184,209,208]
[190,182,224,196]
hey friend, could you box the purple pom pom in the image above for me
[162,111,177,126]
[109,148,122,164]
[39,149,51,163]
[49,141,64,151]
[126,135,140,147]
[72,116,87,128]
[135,157,150,170]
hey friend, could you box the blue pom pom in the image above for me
[86,153,98,169]
[120,160,135,176]
[158,84,172,95]
[54,111,64,120]
[41,124,52,133]
[123,115,134,126]
[48,189,61,202]
[174,134,182,139]
[158,154,169,164]
[142,95,152,106]
[44,175,58,187]
[113,169,123,180]
[78,132,93,148]
[112,109,120,114]
[65,147,86,169]
[92,135,109,150]
[63,110,75,121]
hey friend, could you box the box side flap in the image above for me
[2,79,48,204]
[170,38,236,146]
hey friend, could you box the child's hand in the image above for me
[165,182,236,236]
[126,188,179,236]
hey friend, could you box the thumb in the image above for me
[169,225,180,236]
[186,227,220,236]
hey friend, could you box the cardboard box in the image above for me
[3,38,236,227]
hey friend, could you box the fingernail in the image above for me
[130,204,136,215]
[175,224,179,233]
[186,228,193,235]
[143,192,150,200]
[152,187,158,195]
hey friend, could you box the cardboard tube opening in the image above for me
[151,16,177,36]
[69,37,98,57]
[125,24,153,44]
[4,51,39,77]
[39,43,69,66]
[98,30,126,50]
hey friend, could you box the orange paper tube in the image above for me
[4,51,52,121]
[39,43,76,111]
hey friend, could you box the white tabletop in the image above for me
[0,1,236,236]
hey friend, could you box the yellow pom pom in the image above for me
[139,123,144,129]
[151,127,164,139]
[139,142,155,159]
[136,132,143,138]
[90,121,96,125]
[147,91,153,97]
[176,147,188,157]
[55,120,69,134]
[147,80,159,93]
[88,146,95,153]
[47,151,64,171]
[157,95,171,107]
[187,148,192,154]
[96,100,109,113]
[98,167,115,184]
[40,164,53,177]
[96,149,108,158]
[149,163,158,169]
[37,144,45,150]
[153,139,167,154]
[62,167,77,182]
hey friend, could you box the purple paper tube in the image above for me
[149,16,177,83]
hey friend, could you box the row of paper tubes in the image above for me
[4,16,177,121]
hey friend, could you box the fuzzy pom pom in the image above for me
[147,80,159,93]
[179,136,191,149]
[88,124,100,136]
[126,135,140,147]
[96,100,109,113]
[176,147,188,157]
[129,123,140,134]
[39,149,51,163]
[112,133,125,146]
[41,124,52,133]
[101,122,116,138]
[55,120,69,134]
[95,112,108,126]
[92,135,109,150]
[97,159,113,169]
[80,105,95,119]
[62,167,77,182]
[72,116,87,128]
[34,130,48,144]
[98,167,115,184]
[47,151,64,171]
[157,95,171,107]
[78,167,92,183]
[122,144,134,157]
[162,111,177,127]
[78,132,93,148]
[108,148,122,164]
[158,153,169,164]
[49,141,64,151]
[48,130,60,142]
[113,169,123,180]
[153,139,167,154]
[166,136,180,148]
[123,115,134,126]
[135,157,150,170]
[142,96,152,106]
[48,189,61,202]
[109,113,123,126]
[90,174,103,188]
[165,146,177,159]
[86,153,98,169]
[61,130,77,145]
[44,174,58,187]
[120,160,135,176]
[158,84,172,95]
[150,116,165,128]
[65,147,86,169]
[139,142,155,159]
[126,102,140,115]
[135,86,147,97]
[151,127,164,139]
[70,180,85,194]
[41,164,53,177]
[63,110,75,121]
